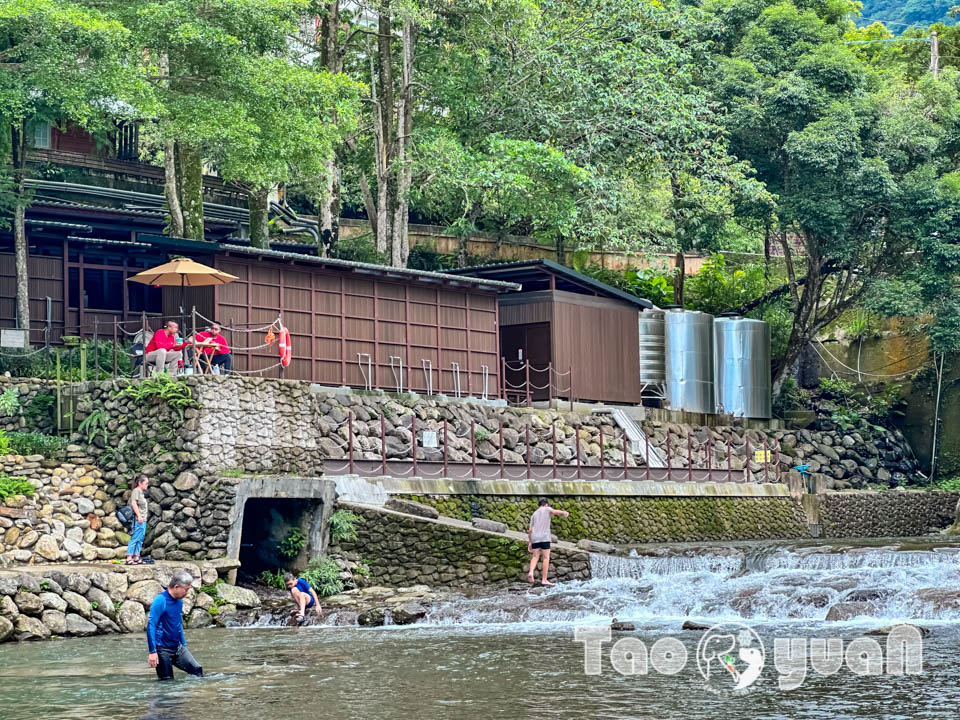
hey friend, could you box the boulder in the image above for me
[0,615,12,642]
[15,614,51,640]
[126,580,164,607]
[86,587,115,619]
[471,518,508,534]
[611,619,636,632]
[682,620,711,631]
[66,573,92,595]
[195,592,215,611]
[357,607,387,627]
[89,572,111,592]
[62,591,93,618]
[391,602,427,625]
[173,472,200,491]
[576,539,616,554]
[187,608,215,629]
[106,572,128,601]
[89,610,120,634]
[65,613,98,636]
[16,573,42,593]
[124,565,156,583]
[39,592,67,612]
[1,594,19,619]
[41,609,67,635]
[117,600,146,633]
[825,602,875,622]
[384,498,439,519]
[0,577,16,596]
[214,583,260,608]
[13,591,43,616]
[865,624,930,638]
[34,535,59,561]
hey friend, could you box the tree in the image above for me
[0,0,151,338]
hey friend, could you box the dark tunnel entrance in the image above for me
[238,497,323,580]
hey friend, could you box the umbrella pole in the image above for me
[180,275,185,337]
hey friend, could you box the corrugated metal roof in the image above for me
[451,258,653,309]
[66,236,152,248]
[26,218,93,232]
[219,244,522,292]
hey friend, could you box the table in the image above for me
[191,339,220,375]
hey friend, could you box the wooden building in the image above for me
[0,195,518,398]
[451,260,654,405]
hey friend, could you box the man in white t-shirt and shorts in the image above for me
[527,497,570,586]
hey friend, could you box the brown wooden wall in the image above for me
[550,290,642,404]
[214,255,502,396]
[0,252,65,344]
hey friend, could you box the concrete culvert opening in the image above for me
[238,498,323,580]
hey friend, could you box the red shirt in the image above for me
[194,331,229,356]
[145,329,188,354]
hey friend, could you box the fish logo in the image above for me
[696,622,765,696]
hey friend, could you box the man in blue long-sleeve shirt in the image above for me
[146,569,204,680]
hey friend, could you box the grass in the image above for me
[221,468,245,478]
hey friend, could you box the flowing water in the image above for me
[3,541,960,720]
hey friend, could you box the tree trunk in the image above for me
[163,139,185,237]
[318,0,343,256]
[674,251,685,306]
[248,185,271,248]
[11,121,29,343]
[390,20,415,268]
[176,143,204,241]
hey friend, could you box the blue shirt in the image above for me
[296,578,315,608]
[146,589,186,653]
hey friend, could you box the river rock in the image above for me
[912,588,960,612]
[39,592,67,612]
[471,518,508,534]
[865,624,931,638]
[576,539,616,554]
[86,587,114,619]
[89,610,120,634]
[62,591,92,618]
[16,573,42,593]
[195,592,215,611]
[18,530,38,549]
[34,535,59,561]
[0,615,12,642]
[14,614,51,640]
[1,594,18,619]
[89,572,110,592]
[215,584,260,608]
[391,602,427,625]
[14,591,43,615]
[106,572,128,601]
[682,620,711,631]
[611,619,636,631]
[126,580,163,606]
[187,608,215,629]
[124,565,156,583]
[0,577,16,596]
[65,613,97,636]
[358,607,388,626]
[117,600,146,632]
[66,573,92,595]
[825,602,875,621]
[41,609,67,635]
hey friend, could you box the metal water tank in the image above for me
[637,309,665,384]
[664,309,715,413]
[713,314,771,418]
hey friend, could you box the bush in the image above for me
[24,393,55,426]
[936,477,960,492]
[257,569,287,590]
[577,265,675,306]
[818,377,855,400]
[0,475,35,502]
[6,432,66,458]
[328,509,360,542]
[301,557,344,597]
[772,377,802,417]
[0,388,20,416]
[329,235,388,265]
[278,527,306,559]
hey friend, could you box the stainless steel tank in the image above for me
[664,309,715,413]
[637,309,665,384]
[713,314,772,418]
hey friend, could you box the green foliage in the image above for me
[115,375,196,422]
[329,235,388,265]
[6,432,66,458]
[576,265,675,306]
[831,407,862,431]
[819,377,856,400]
[0,475,34,502]
[328,510,360,543]
[685,255,772,315]
[474,427,490,443]
[77,407,108,445]
[0,388,21,416]
[277,527,306,559]
[221,468,245,478]
[24,393,55,426]
[0,431,12,456]
[301,557,344,597]
[256,569,286,590]
[935,477,960,491]
[772,377,803,416]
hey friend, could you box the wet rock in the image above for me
[89,610,120,634]
[357,607,387,626]
[0,615,12,642]
[611,619,636,631]
[913,588,960,612]
[681,620,711,631]
[86,587,115,619]
[62,591,92,618]
[215,584,260,608]
[41,609,67,635]
[65,613,98,636]
[14,614,50,640]
[825,602,875,621]
[844,588,893,604]
[864,624,930,638]
[188,608,215,628]
[577,539,616,554]
[391,602,427,625]
[117,600,146,633]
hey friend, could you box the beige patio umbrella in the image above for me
[127,257,238,329]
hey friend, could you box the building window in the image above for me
[30,121,52,150]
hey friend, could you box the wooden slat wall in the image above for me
[550,290,642,404]
[215,256,502,396]
[0,252,64,344]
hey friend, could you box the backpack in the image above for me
[116,504,135,530]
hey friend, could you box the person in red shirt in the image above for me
[194,322,231,374]
[144,321,189,374]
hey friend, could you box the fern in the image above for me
[329,510,360,542]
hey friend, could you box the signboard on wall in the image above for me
[0,329,27,349]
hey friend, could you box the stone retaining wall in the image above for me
[396,494,811,544]
[333,503,591,587]
[819,491,960,537]
[0,560,255,644]
[0,378,58,435]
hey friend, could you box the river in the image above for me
[2,541,959,719]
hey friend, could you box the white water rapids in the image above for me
[421,544,960,628]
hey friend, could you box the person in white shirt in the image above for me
[527,497,569,586]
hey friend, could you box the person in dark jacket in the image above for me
[147,570,203,680]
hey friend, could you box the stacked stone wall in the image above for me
[819,491,960,537]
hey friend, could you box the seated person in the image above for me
[284,573,322,624]
[194,322,231,373]
[144,321,189,375]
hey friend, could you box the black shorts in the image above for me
[531,541,551,550]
